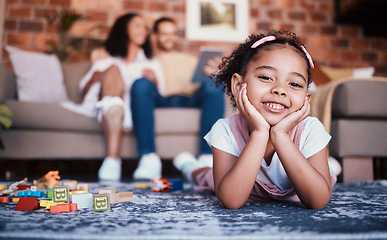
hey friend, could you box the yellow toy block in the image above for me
[135,183,149,188]
[0,185,6,191]
[69,190,89,194]
[40,199,49,207]
[12,198,20,203]
[45,201,61,209]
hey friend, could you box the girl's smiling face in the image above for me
[234,46,310,126]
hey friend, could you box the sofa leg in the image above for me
[342,157,373,183]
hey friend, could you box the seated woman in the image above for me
[79,13,165,181]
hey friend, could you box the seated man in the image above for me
[130,17,225,180]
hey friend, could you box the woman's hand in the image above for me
[236,83,270,133]
[203,56,222,76]
[271,98,310,135]
[143,69,158,87]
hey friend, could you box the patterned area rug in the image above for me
[0,180,387,240]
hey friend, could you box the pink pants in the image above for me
[194,168,337,202]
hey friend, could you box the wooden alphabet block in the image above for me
[93,194,110,211]
[70,193,93,209]
[53,186,69,203]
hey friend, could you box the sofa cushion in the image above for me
[330,119,387,158]
[332,80,387,118]
[6,100,101,132]
[5,46,69,103]
[6,100,201,134]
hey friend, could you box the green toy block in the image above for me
[53,186,69,203]
[93,194,110,211]
[47,188,53,199]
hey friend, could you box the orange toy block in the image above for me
[50,204,70,213]
[0,197,9,203]
[15,197,40,211]
[50,203,77,213]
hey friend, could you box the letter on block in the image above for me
[93,195,110,211]
[53,186,69,203]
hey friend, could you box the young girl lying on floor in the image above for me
[174,30,336,209]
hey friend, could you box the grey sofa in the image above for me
[311,78,387,183]
[0,62,232,160]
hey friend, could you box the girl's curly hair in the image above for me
[213,30,313,107]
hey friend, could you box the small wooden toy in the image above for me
[169,179,184,191]
[0,197,9,203]
[111,192,133,204]
[135,183,149,188]
[70,193,93,209]
[151,178,172,192]
[93,194,110,211]
[15,197,40,211]
[63,180,78,190]
[53,186,69,203]
[0,178,28,196]
[46,188,53,198]
[98,189,115,194]
[49,203,77,213]
[77,183,91,192]
[33,170,60,188]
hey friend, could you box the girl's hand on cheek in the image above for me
[236,83,270,133]
[271,98,310,135]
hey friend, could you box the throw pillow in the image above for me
[5,46,69,103]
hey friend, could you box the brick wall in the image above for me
[2,0,387,76]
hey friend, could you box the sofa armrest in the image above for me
[0,64,17,102]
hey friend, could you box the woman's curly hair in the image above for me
[213,30,313,107]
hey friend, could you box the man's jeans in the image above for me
[130,78,225,157]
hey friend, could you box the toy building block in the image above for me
[69,203,77,211]
[18,191,44,198]
[50,203,70,213]
[111,192,133,204]
[135,183,149,188]
[45,201,61,210]
[70,193,93,209]
[11,197,20,203]
[0,185,5,191]
[63,180,78,191]
[40,199,49,207]
[17,185,33,191]
[77,183,91,192]
[98,189,115,194]
[0,197,9,203]
[93,195,110,211]
[33,170,60,188]
[30,186,37,191]
[46,188,53,198]
[53,186,69,203]
[15,197,40,211]
[169,179,184,191]
[70,190,88,194]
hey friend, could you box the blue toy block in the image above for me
[169,178,184,191]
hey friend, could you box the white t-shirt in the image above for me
[61,49,165,131]
[204,116,331,191]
